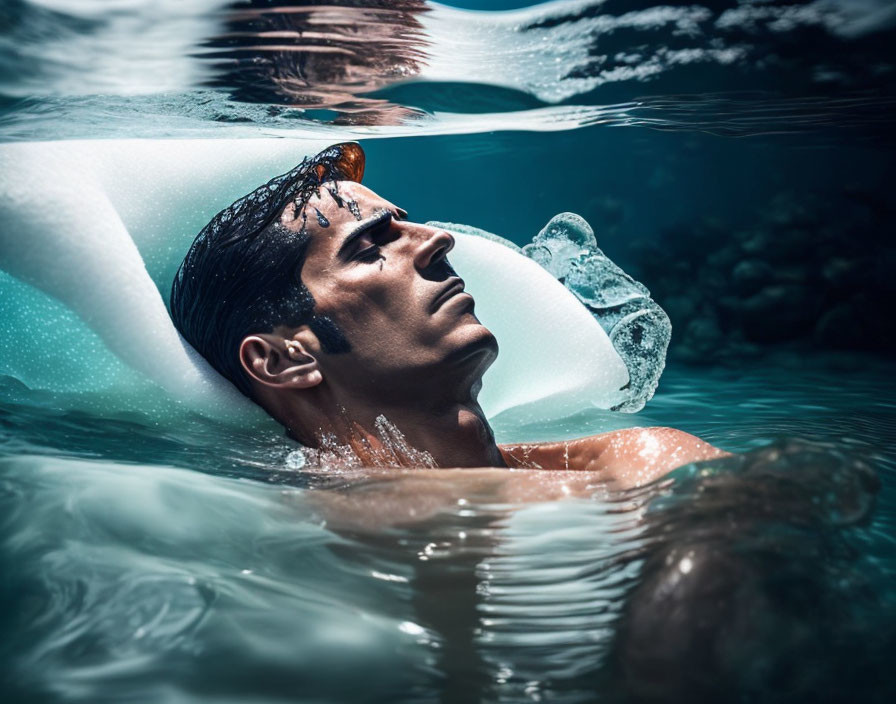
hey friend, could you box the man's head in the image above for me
[170,143,497,442]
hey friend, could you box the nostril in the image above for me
[430,230,454,265]
[436,232,454,259]
[416,228,455,269]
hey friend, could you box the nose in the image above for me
[413,227,455,271]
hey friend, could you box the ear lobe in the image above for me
[239,334,323,390]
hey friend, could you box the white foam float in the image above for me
[0,139,628,422]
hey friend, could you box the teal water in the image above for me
[2,1,896,702]
[2,358,894,702]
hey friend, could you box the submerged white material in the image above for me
[449,234,628,419]
[0,139,627,422]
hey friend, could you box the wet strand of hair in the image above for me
[293,168,362,236]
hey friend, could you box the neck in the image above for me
[281,389,505,469]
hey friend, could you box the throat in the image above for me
[418,405,506,469]
[305,402,505,470]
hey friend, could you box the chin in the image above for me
[445,320,499,371]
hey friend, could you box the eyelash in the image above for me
[355,246,384,263]
[353,220,392,263]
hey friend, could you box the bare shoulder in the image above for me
[581,427,729,488]
[500,427,729,489]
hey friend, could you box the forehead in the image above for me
[279,180,396,236]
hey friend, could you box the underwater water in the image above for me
[2,0,896,702]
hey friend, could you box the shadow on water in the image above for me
[608,440,894,703]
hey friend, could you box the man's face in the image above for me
[280,180,497,400]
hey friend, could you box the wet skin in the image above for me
[241,179,728,480]
[281,181,498,407]
[241,180,507,469]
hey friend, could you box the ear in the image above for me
[239,333,323,390]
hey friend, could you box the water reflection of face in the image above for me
[281,181,498,402]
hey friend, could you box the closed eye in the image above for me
[340,210,395,261]
[350,216,396,264]
[354,245,384,263]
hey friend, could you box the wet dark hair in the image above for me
[169,142,366,397]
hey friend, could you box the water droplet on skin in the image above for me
[373,415,437,468]
[327,186,344,208]
[314,208,329,227]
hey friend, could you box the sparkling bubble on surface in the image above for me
[523,213,671,412]
[398,621,425,636]
[284,449,306,470]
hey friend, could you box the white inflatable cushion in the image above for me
[0,139,628,423]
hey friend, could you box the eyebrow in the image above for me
[337,209,393,257]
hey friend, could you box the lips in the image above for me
[431,277,468,312]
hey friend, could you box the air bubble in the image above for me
[284,449,306,470]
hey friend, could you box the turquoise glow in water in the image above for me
[2,1,895,702]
